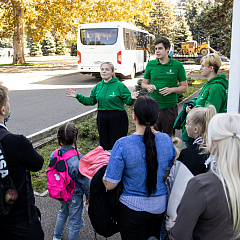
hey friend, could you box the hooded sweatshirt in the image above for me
[76,77,135,111]
[196,74,228,113]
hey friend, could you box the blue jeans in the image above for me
[54,193,84,240]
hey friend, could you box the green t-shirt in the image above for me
[144,56,187,109]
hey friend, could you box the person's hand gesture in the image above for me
[159,87,173,96]
[66,88,77,98]
[147,84,156,93]
[131,90,139,99]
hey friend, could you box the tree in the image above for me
[29,40,42,56]
[184,0,205,43]
[135,0,176,40]
[0,0,160,64]
[0,38,12,47]
[41,32,55,56]
[195,0,233,57]
[55,38,66,55]
[173,17,192,51]
[70,43,77,56]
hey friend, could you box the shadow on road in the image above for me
[30,72,101,86]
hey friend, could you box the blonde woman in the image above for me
[186,53,228,114]
[169,113,240,240]
[66,62,138,150]
[176,53,229,147]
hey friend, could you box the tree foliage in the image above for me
[182,0,205,43]
[195,0,233,57]
[41,32,55,56]
[55,38,66,55]
[29,40,42,56]
[0,0,160,63]
[173,17,192,51]
[135,0,176,40]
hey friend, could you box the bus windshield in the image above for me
[80,28,118,45]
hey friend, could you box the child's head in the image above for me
[186,105,216,143]
[57,123,78,146]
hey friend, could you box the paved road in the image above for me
[6,72,99,136]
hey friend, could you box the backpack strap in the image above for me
[53,149,80,160]
[209,82,226,92]
[62,149,80,160]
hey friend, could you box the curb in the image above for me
[27,108,97,148]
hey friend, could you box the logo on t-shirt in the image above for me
[109,92,116,97]
[167,69,175,74]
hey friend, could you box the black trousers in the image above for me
[118,202,165,240]
[97,110,128,150]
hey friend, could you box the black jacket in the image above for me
[0,126,44,224]
[178,143,209,176]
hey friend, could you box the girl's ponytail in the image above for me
[57,122,80,159]
[143,123,158,196]
[204,105,217,150]
[134,96,159,196]
[188,104,217,152]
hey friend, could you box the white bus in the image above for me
[77,22,155,79]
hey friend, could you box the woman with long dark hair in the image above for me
[103,96,176,240]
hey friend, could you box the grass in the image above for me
[182,78,207,99]
[31,75,209,193]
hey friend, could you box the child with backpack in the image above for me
[48,123,90,240]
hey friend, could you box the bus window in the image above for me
[130,30,137,50]
[80,28,118,45]
[136,32,144,49]
[123,28,130,50]
[124,28,138,50]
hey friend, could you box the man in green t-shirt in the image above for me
[142,37,188,135]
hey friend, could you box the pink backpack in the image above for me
[47,148,80,202]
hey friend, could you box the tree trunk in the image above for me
[13,8,25,64]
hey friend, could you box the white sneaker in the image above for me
[53,237,61,240]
